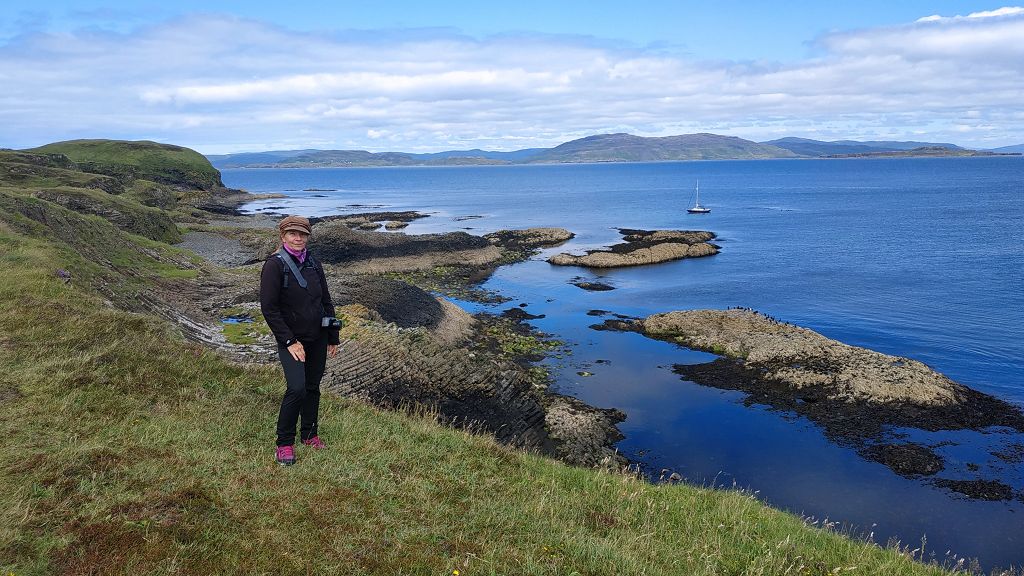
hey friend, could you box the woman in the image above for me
[260,215,340,466]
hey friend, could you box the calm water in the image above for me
[227,158,1024,570]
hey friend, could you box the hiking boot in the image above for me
[275,445,295,466]
[302,436,326,449]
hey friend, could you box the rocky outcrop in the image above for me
[484,227,574,250]
[544,394,626,468]
[312,220,502,272]
[642,309,969,406]
[319,307,622,467]
[323,320,553,451]
[613,308,1024,494]
[329,274,476,345]
[309,211,426,231]
[32,188,180,243]
[549,228,717,268]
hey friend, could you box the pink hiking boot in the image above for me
[302,436,326,449]
[275,445,295,466]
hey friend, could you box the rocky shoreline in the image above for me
[170,212,626,469]
[593,308,1024,499]
[167,187,1022,498]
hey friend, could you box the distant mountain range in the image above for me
[206,147,548,169]
[207,133,1022,169]
[761,137,965,157]
[990,143,1024,153]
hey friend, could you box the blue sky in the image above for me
[2,1,1022,153]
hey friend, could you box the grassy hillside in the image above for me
[764,138,964,157]
[528,133,797,163]
[1,151,181,243]
[762,138,881,157]
[0,152,965,575]
[26,139,223,190]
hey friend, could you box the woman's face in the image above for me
[282,230,309,252]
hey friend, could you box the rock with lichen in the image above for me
[549,228,716,268]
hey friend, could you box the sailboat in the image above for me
[687,178,711,214]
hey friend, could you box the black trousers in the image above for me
[275,333,328,446]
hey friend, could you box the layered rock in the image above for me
[614,308,1024,491]
[311,220,502,273]
[484,227,574,250]
[642,309,964,406]
[549,228,717,268]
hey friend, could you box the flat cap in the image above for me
[279,215,312,235]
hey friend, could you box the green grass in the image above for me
[0,184,973,576]
[25,139,223,190]
[219,308,272,345]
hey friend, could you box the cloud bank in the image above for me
[1,8,1022,153]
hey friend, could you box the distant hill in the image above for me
[528,133,796,163]
[27,139,223,190]
[207,149,318,169]
[822,146,1017,159]
[206,133,1003,169]
[989,143,1024,153]
[764,137,962,157]
[416,148,547,162]
[281,150,422,167]
[207,133,796,168]
[834,140,962,151]
[209,147,548,169]
[761,138,882,157]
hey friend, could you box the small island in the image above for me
[548,229,718,268]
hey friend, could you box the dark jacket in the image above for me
[260,251,340,346]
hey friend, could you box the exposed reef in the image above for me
[594,308,1024,497]
[310,220,503,273]
[483,227,575,250]
[548,228,717,268]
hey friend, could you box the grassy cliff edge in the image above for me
[0,145,962,575]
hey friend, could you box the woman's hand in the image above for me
[288,341,306,362]
[328,345,338,358]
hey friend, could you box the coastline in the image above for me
[215,158,1024,570]
[173,210,629,469]
[4,144,1019,569]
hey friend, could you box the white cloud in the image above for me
[918,6,1024,21]
[1,10,1023,153]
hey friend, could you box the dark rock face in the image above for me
[570,277,615,291]
[330,275,448,330]
[316,210,426,223]
[501,307,545,321]
[861,443,944,477]
[312,221,491,264]
[932,479,1017,501]
[324,328,554,450]
[323,319,623,466]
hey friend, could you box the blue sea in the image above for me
[226,157,1024,570]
